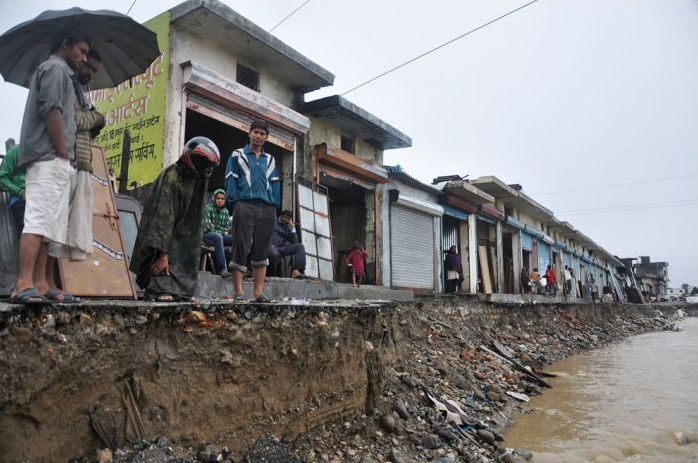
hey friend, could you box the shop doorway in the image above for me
[502,232,514,293]
[184,110,290,205]
[321,178,369,284]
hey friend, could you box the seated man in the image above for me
[269,210,305,278]
[130,137,220,301]
[203,188,232,277]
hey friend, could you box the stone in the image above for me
[513,448,533,460]
[486,391,502,402]
[434,426,458,442]
[56,311,72,326]
[387,448,407,463]
[197,444,220,462]
[674,431,688,446]
[365,341,375,352]
[537,337,548,346]
[96,448,113,463]
[380,414,397,433]
[361,456,380,463]
[421,434,442,449]
[394,399,410,419]
[134,315,148,325]
[476,429,496,446]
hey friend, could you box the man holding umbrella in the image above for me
[11,26,89,304]
[0,7,161,304]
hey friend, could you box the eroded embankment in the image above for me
[0,300,689,462]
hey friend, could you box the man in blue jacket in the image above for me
[225,120,280,302]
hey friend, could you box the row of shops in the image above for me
[0,0,636,301]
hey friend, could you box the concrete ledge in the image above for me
[194,272,414,302]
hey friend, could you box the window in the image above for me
[236,63,259,91]
[504,206,514,217]
[341,134,355,154]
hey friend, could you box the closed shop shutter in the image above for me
[391,205,435,289]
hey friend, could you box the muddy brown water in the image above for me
[505,316,698,462]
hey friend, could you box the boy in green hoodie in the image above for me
[203,188,233,277]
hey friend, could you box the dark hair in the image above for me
[50,26,89,54]
[88,49,101,62]
[281,210,292,218]
[533,268,538,272]
[249,119,270,135]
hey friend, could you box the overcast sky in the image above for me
[1,0,696,286]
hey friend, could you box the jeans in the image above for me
[269,242,306,275]
[203,232,233,272]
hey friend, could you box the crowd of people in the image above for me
[0,26,325,305]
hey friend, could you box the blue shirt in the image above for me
[225,145,280,206]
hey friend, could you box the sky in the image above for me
[1,0,696,286]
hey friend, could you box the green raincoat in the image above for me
[129,160,208,299]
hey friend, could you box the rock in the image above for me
[365,340,375,352]
[513,448,533,460]
[96,448,113,463]
[421,433,442,449]
[379,414,397,433]
[79,313,93,325]
[537,337,548,346]
[361,456,380,463]
[476,429,496,446]
[197,444,220,462]
[56,311,72,326]
[433,458,456,463]
[674,431,688,446]
[486,391,502,402]
[387,448,407,463]
[394,399,410,419]
[434,426,458,442]
[10,326,33,343]
[134,315,148,325]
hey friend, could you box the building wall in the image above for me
[307,117,384,165]
[163,25,297,168]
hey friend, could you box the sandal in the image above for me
[44,288,81,304]
[254,294,271,303]
[10,287,47,306]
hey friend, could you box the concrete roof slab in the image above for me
[169,0,334,92]
[304,96,411,150]
[443,180,495,204]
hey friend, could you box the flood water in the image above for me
[505,317,698,462]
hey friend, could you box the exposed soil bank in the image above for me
[0,300,691,462]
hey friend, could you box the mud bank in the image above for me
[0,299,690,462]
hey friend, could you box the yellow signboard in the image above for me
[90,12,170,186]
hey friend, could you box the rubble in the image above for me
[0,299,690,462]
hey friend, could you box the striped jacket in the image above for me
[225,145,280,206]
[74,97,105,172]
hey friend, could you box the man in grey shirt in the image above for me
[11,27,89,304]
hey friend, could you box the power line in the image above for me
[340,0,539,96]
[559,198,697,213]
[532,174,698,196]
[125,0,138,15]
[558,199,698,216]
[269,0,312,33]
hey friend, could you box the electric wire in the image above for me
[532,174,698,196]
[558,198,697,213]
[340,0,539,96]
[269,0,312,33]
[558,199,697,216]
[125,0,138,15]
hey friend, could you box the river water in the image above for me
[505,317,698,462]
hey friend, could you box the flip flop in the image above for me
[254,294,271,303]
[10,287,47,306]
[44,288,81,304]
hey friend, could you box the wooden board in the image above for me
[59,146,137,298]
[478,245,493,294]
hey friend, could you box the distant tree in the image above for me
[681,283,689,295]
[691,286,698,296]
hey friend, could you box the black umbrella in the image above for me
[0,7,160,90]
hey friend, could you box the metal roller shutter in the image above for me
[391,205,435,289]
